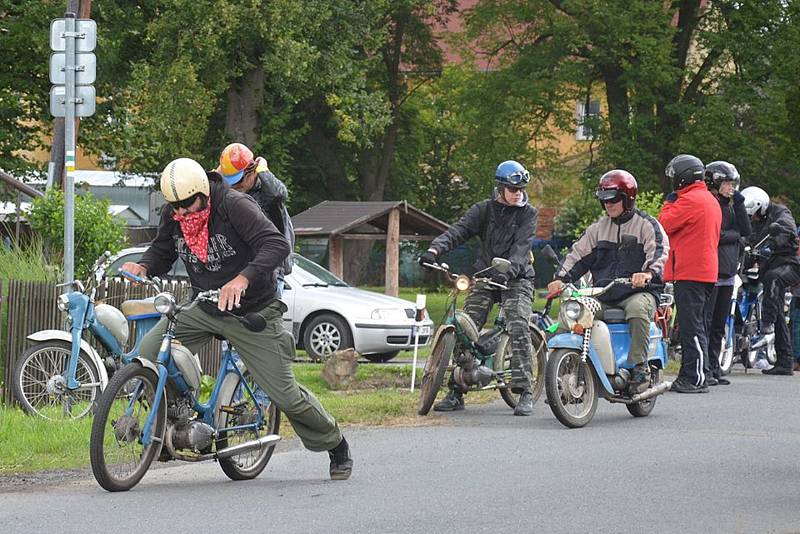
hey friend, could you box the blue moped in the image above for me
[545,278,673,428]
[12,252,161,420]
[89,277,280,492]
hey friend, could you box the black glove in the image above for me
[665,191,678,202]
[418,250,438,267]
[733,190,745,205]
[490,272,509,286]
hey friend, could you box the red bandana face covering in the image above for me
[172,199,212,263]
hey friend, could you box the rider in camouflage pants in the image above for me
[418,160,538,416]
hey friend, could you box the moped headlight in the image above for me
[563,300,583,321]
[154,293,176,315]
[455,275,471,291]
[57,293,70,312]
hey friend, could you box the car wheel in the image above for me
[303,313,353,362]
[363,351,399,363]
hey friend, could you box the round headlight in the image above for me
[563,300,583,320]
[57,293,70,312]
[153,293,176,315]
[455,275,471,291]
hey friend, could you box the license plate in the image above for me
[418,325,431,337]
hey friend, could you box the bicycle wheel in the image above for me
[496,326,546,409]
[90,363,165,492]
[417,330,455,416]
[13,341,100,420]
[216,371,281,481]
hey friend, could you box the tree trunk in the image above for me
[223,66,264,147]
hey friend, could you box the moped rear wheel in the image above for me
[417,330,455,416]
[216,371,281,481]
[90,363,165,492]
[12,340,100,420]
[496,327,546,409]
[718,324,734,376]
[545,348,598,428]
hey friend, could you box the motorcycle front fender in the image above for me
[26,330,109,388]
[547,332,615,394]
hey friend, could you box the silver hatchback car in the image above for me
[103,248,433,362]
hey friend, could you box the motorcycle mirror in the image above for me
[240,313,267,332]
[768,222,782,236]
[491,257,512,273]
[541,244,559,263]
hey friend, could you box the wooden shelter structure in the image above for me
[291,201,449,296]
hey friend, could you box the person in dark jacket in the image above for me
[702,161,751,385]
[218,142,295,296]
[548,170,670,394]
[122,158,352,480]
[659,154,722,394]
[418,160,538,415]
[742,186,800,376]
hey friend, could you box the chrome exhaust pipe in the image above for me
[216,434,281,459]
[629,381,672,403]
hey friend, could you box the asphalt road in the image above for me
[2,369,800,534]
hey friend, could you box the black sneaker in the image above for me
[433,391,464,412]
[762,366,794,376]
[328,437,353,480]
[716,377,731,385]
[670,378,708,394]
[706,376,719,386]
[513,391,534,416]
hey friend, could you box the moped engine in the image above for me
[167,399,215,453]
[611,368,631,392]
[453,359,494,390]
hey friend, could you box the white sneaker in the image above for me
[754,358,771,370]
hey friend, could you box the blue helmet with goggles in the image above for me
[495,160,530,187]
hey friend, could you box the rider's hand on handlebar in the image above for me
[631,271,652,288]
[547,279,564,296]
[121,262,148,281]
[219,274,250,312]
[490,272,509,286]
[418,249,438,267]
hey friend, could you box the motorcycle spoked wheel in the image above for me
[12,340,101,421]
[718,325,734,376]
[90,363,165,492]
[417,330,455,416]
[494,327,546,409]
[626,368,661,418]
[216,371,281,481]
[544,349,598,428]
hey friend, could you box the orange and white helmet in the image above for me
[160,158,209,203]
[218,143,254,185]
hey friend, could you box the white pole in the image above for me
[410,293,426,392]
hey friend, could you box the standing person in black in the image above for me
[418,160,538,415]
[703,161,751,385]
[741,186,800,376]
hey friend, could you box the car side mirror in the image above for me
[491,257,512,273]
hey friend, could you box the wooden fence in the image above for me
[1,278,221,405]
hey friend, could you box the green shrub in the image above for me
[26,188,128,279]
[555,189,666,240]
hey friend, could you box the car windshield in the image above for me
[292,255,348,287]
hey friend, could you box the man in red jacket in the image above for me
[659,154,722,393]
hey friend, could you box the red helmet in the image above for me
[595,170,638,212]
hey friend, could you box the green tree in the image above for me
[26,188,127,279]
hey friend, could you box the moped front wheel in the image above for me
[90,363,165,492]
[718,324,734,376]
[545,348,598,428]
[496,327,546,409]
[12,341,100,420]
[417,330,455,415]
[216,371,281,481]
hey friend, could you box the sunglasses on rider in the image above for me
[595,188,624,204]
[169,193,202,211]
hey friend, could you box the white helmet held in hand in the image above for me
[740,186,770,217]
[160,158,210,203]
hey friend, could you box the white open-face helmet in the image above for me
[160,158,210,203]
[740,186,770,217]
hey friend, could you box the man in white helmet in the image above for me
[122,157,353,480]
[741,186,800,375]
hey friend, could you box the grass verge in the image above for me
[0,363,497,475]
